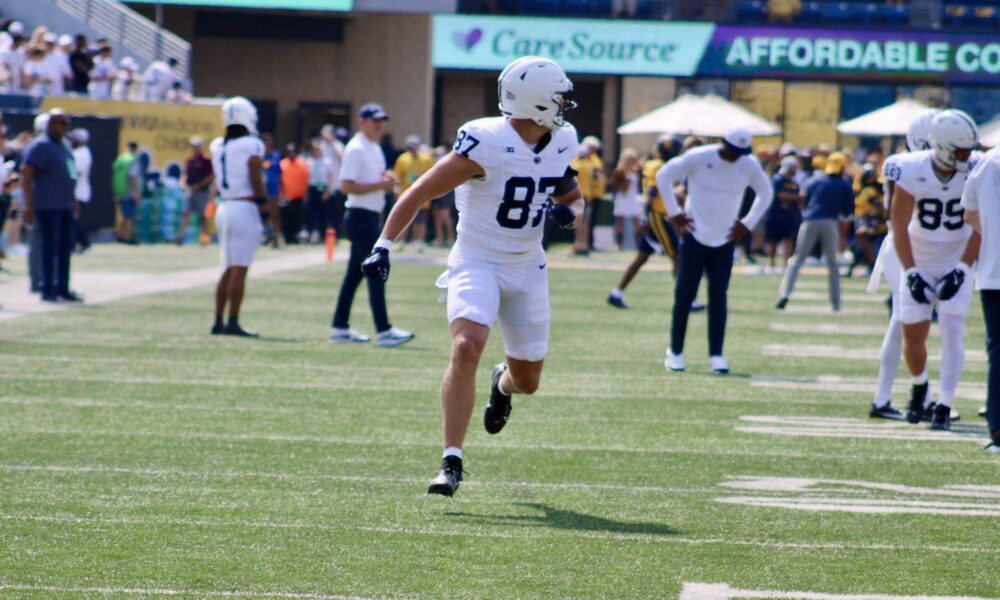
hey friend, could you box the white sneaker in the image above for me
[330,328,371,344]
[664,349,685,372]
[710,355,730,374]
[376,326,414,347]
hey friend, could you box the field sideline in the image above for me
[0,244,997,599]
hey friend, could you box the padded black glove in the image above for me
[937,263,970,301]
[361,247,391,282]
[905,268,934,305]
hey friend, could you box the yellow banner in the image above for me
[731,79,784,151]
[783,82,840,149]
[40,97,224,171]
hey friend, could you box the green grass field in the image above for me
[0,245,997,599]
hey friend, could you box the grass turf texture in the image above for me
[0,245,997,599]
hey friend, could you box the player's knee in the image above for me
[451,332,486,362]
[510,370,541,395]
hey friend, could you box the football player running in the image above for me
[867,109,938,420]
[361,57,582,497]
[890,110,981,430]
[210,97,266,337]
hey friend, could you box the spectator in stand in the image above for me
[768,0,802,23]
[52,35,74,95]
[305,141,331,244]
[764,156,802,273]
[176,136,215,246]
[39,33,68,96]
[260,133,282,248]
[22,47,52,97]
[612,0,637,18]
[0,124,10,272]
[88,44,115,100]
[847,164,886,277]
[571,136,607,255]
[166,81,192,104]
[319,124,344,233]
[68,35,92,95]
[112,141,141,244]
[21,109,82,303]
[114,57,140,101]
[393,134,434,247]
[610,147,643,250]
[144,57,179,102]
[429,144,456,247]
[776,152,854,312]
[0,23,26,93]
[279,143,308,244]
[69,128,91,253]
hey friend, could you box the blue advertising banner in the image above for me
[433,16,1000,84]
[432,14,714,77]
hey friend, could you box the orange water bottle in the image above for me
[325,227,337,262]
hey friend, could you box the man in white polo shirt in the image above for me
[656,127,773,374]
[330,103,413,347]
[961,145,1000,452]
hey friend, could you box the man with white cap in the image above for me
[0,23,26,93]
[42,32,70,96]
[114,57,140,101]
[69,128,92,252]
[656,126,773,374]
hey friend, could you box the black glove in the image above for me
[549,202,577,229]
[905,268,934,305]
[361,247,390,282]
[937,264,970,301]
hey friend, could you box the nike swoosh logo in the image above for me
[557,147,568,153]
[538,264,546,269]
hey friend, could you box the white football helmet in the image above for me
[221,96,258,135]
[906,108,939,152]
[498,56,575,130]
[929,109,978,172]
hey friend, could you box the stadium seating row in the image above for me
[736,1,910,26]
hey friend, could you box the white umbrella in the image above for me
[979,115,1000,147]
[836,98,929,136]
[616,93,781,137]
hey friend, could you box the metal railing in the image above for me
[53,0,190,77]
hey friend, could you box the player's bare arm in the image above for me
[381,152,483,243]
[890,183,916,270]
[966,209,981,234]
[248,155,266,199]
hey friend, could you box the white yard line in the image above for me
[750,374,986,401]
[761,344,987,363]
[0,584,375,599]
[736,415,991,444]
[0,250,331,322]
[768,322,889,336]
[1,513,997,554]
[716,496,1000,516]
[719,476,1000,499]
[680,582,998,600]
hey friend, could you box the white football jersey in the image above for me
[210,135,264,200]
[452,117,579,256]
[893,149,977,245]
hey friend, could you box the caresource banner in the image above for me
[702,25,1000,83]
[432,14,713,77]
[433,16,1000,83]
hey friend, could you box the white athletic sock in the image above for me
[610,288,623,298]
[498,373,512,396]
[443,446,462,460]
[912,371,928,386]
[873,319,902,407]
[937,314,966,409]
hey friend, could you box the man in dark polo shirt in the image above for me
[22,109,82,303]
[175,136,215,245]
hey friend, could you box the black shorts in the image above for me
[765,215,799,243]
[431,191,455,212]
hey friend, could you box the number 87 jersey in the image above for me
[452,116,579,257]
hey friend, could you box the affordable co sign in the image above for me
[434,16,1000,83]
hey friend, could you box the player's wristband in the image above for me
[373,237,393,251]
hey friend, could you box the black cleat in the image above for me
[929,403,952,431]
[427,456,463,496]
[775,297,788,310]
[224,323,259,338]
[58,291,84,303]
[607,294,629,309]
[987,429,1000,453]
[869,402,905,420]
[484,363,512,435]
[923,401,960,422]
[906,383,929,424]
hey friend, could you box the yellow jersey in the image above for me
[642,158,666,215]
[570,153,607,202]
[394,151,436,193]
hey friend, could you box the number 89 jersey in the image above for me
[452,117,579,257]
[895,149,976,244]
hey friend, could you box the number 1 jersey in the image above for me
[453,117,579,257]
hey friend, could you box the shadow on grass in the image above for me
[445,502,679,536]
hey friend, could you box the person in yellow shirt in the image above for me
[848,165,887,277]
[393,134,436,247]
[570,135,607,255]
